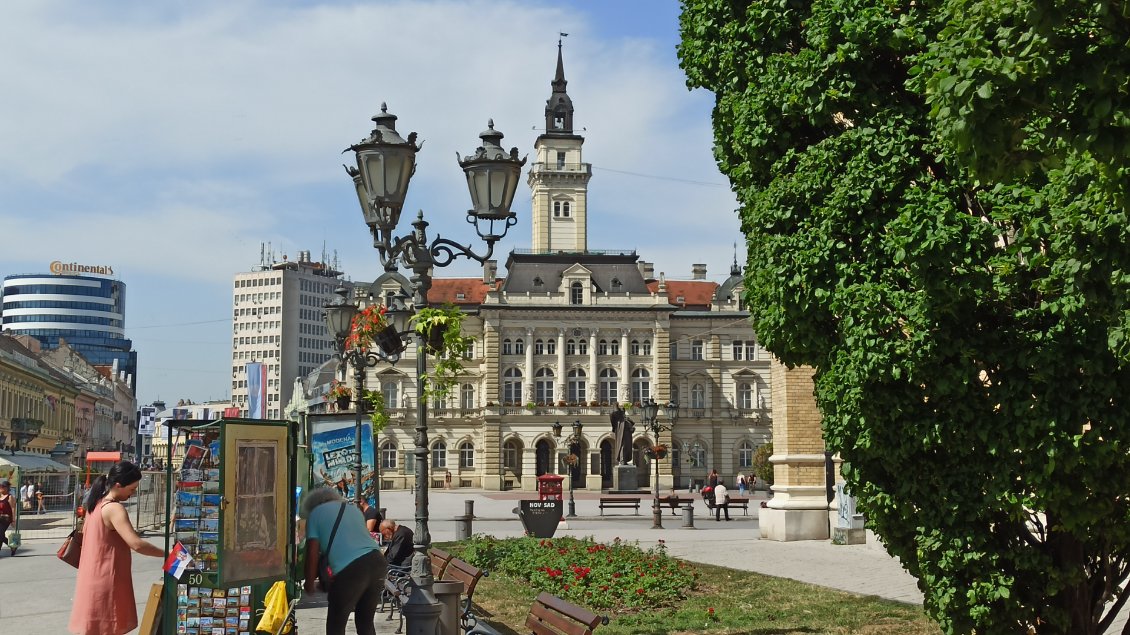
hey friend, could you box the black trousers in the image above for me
[0,517,9,545]
[715,503,730,521]
[326,549,388,635]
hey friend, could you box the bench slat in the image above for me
[525,592,604,635]
[430,547,453,579]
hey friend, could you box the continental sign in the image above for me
[50,261,115,276]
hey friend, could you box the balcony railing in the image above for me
[530,162,591,174]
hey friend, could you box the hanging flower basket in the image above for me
[564,453,579,467]
[336,396,351,411]
[345,304,390,350]
[327,380,352,410]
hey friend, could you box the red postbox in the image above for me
[537,474,564,501]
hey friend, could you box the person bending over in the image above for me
[379,519,414,569]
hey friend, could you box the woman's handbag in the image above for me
[57,529,83,568]
[316,503,347,591]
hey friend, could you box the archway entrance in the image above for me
[599,439,613,490]
[535,439,553,477]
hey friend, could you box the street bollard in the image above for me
[465,499,475,519]
[455,514,473,540]
[682,502,695,528]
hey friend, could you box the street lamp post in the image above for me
[552,420,583,517]
[324,286,410,511]
[640,399,679,529]
[344,104,526,635]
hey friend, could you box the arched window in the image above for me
[598,339,609,355]
[382,380,398,409]
[503,439,521,473]
[570,282,584,305]
[609,339,620,355]
[381,440,397,469]
[738,382,753,409]
[459,441,475,468]
[642,339,652,355]
[599,368,619,403]
[502,368,523,404]
[738,441,754,469]
[546,339,556,354]
[502,338,513,355]
[460,383,475,410]
[534,339,545,355]
[567,368,587,403]
[514,338,525,355]
[566,339,577,355]
[691,384,706,409]
[631,369,651,403]
[690,443,706,467]
[577,338,588,355]
[535,368,555,403]
[630,340,641,355]
[431,440,447,468]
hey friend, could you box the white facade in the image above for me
[231,251,349,419]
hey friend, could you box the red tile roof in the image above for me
[647,280,718,309]
[427,278,496,305]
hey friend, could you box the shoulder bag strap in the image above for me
[323,502,347,558]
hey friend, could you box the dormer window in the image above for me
[533,276,544,287]
[570,281,584,305]
[456,292,466,300]
[611,277,621,289]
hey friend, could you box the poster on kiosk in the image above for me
[309,416,377,507]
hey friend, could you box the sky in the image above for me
[0,0,740,407]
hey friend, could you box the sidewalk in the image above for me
[2,488,1124,633]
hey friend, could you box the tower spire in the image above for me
[545,34,574,133]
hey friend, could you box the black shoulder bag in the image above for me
[317,502,347,591]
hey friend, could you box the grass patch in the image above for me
[443,536,940,635]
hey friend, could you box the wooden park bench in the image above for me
[598,496,640,516]
[656,495,685,516]
[382,547,455,633]
[430,547,454,579]
[442,556,490,633]
[468,591,609,635]
[726,497,751,516]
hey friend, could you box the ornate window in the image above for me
[534,339,545,355]
[738,441,754,469]
[502,368,523,404]
[566,339,577,355]
[577,339,588,355]
[382,380,398,409]
[691,384,706,409]
[691,340,704,360]
[609,339,620,355]
[738,382,753,409]
[502,338,513,355]
[535,368,555,403]
[630,340,641,355]
[460,383,475,410]
[381,441,397,470]
[503,440,521,472]
[546,339,556,355]
[567,369,587,403]
[631,369,651,403]
[570,282,584,305]
[599,368,619,403]
[459,442,475,468]
[598,339,609,355]
[514,338,525,355]
[431,441,447,468]
[690,444,706,468]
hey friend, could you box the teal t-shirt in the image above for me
[307,501,378,575]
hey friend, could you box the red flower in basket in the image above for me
[345,304,389,350]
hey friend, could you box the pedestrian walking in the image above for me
[69,461,164,635]
[738,473,747,497]
[20,482,32,511]
[302,487,387,635]
[0,479,13,555]
[714,480,731,521]
[36,483,46,514]
[707,468,719,489]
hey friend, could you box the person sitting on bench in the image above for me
[380,519,415,569]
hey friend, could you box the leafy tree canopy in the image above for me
[679,1,1130,633]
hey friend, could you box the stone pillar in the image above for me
[588,330,598,401]
[524,327,534,402]
[556,328,566,402]
[760,359,829,541]
[620,329,630,402]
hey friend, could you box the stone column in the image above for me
[760,359,830,541]
[556,328,566,402]
[588,330,598,402]
[524,327,534,403]
[619,329,630,403]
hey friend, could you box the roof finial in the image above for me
[731,243,742,276]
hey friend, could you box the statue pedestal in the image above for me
[612,465,638,492]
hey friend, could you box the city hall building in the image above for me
[297,47,772,492]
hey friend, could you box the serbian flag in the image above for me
[246,362,267,419]
[163,541,194,579]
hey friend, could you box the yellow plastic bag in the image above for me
[255,580,293,634]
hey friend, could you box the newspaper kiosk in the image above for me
[159,417,298,635]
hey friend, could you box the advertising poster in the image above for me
[310,417,376,507]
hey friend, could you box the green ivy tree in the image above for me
[679,2,1130,633]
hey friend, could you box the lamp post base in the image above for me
[652,502,663,529]
[401,585,444,635]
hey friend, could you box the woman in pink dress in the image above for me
[69,461,164,635]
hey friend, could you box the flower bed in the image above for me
[458,535,698,610]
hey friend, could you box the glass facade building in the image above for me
[1,274,137,390]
